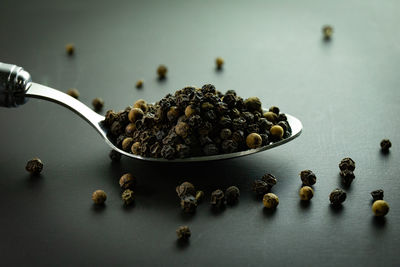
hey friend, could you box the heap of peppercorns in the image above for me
[102,84,292,160]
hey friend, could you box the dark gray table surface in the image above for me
[1,0,399,266]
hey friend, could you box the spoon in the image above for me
[0,62,303,162]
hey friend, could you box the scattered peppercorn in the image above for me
[263,193,279,209]
[92,97,104,111]
[119,173,136,190]
[252,180,270,196]
[322,25,333,39]
[25,158,43,175]
[225,186,240,205]
[371,189,384,201]
[299,186,314,201]
[180,195,197,213]
[157,65,168,79]
[261,173,277,189]
[210,189,225,208]
[65,43,75,55]
[246,133,262,149]
[109,150,121,162]
[176,182,196,198]
[92,190,107,205]
[121,189,134,205]
[339,157,355,171]
[329,188,346,205]
[380,139,392,153]
[66,88,80,99]
[299,170,316,186]
[176,226,191,241]
[372,200,389,217]
[195,190,204,203]
[215,57,224,69]
[340,169,355,185]
[135,80,144,89]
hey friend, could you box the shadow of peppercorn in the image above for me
[299,200,312,210]
[175,239,190,250]
[328,204,344,214]
[210,206,226,216]
[122,202,136,211]
[262,207,278,217]
[91,204,106,213]
[180,211,197,221]
[26,174,44,188]
[339,174,354,193]
[371,216,386,229]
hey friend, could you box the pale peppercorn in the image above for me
[92,97,104,111]
[65,43,75,55]
[372,200,389,217]
[92,190,107,205]
[215,57,224,69]
[133,99,148,112]
[157,65,168,79]
[322,25,333,39]
[122,137,134,151]
[135,80,144,89]
[263,193,279,209]
[176,182,196,198]
[246,133,262,149]
[299,186,314,201]
[128,108,144,123]
[131,142,141,155]
[66,88,80,99]
[270,125,284,139]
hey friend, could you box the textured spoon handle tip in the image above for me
[0,62,32,107]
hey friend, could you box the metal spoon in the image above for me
[0,62,302,162]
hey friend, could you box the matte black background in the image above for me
[1,0,399,266]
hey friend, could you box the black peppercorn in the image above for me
[135,80,144,89]
[109,150,121,162]
[110,121,123,136]
[244,97,262,112]
[180,195,197,213]
[329,188,346,205]
[92,97,104,111]
[252,180,270,196]
[269,106,280,115]
[25,158,43,175]
[225,186,240,205]
[299,170,316,186]
[157,65,168,79]
[261,173,277,188]
[119,173,136,190]
[176,226,191,241]
[92,190,107,205]
[221,139,238,153]
[122,189,134,205]
[380,139,392,152]
[176,182,196,198]
[66,88,79,99]
[210,189,225,208]
[339,157,355,171]
[371,189,384,202]
[340,169,355,185]
[203,143,219,156]
[167,106,180,121]
[220,128,232,140]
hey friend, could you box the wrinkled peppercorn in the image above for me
[109,150,121,162]
[66,88,79,99]
[92,98,104,111]
[329,188,346,205]
[203,143,219,156]
[263,193,279,209]
[195,190,204,203]
[225,186,240,205]
[339,157,355,171]
[119,173,136,190]
[299,170,316,186]
[122,189,134,205]
[252,180,270,196]
[244,97,262,112]
[220,128,232,140]
[176,182,196,198]
[92,190,107,205]
[299,186,314,201]
[372,200,389,217]
[322,25,333,39]
[175,122,189,138]
[180,195,197,213]
[210,189,225,208]
[25,158,43,175]
[262,173,277,188]
[380,139,392,152]
[176,226,191,241]
[371,189,384,202]
[136,80,144,89]
[340,169,355,185]
[157,65,168,79]
[246,133,262,149]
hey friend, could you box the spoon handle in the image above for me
[0,62,32,107]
